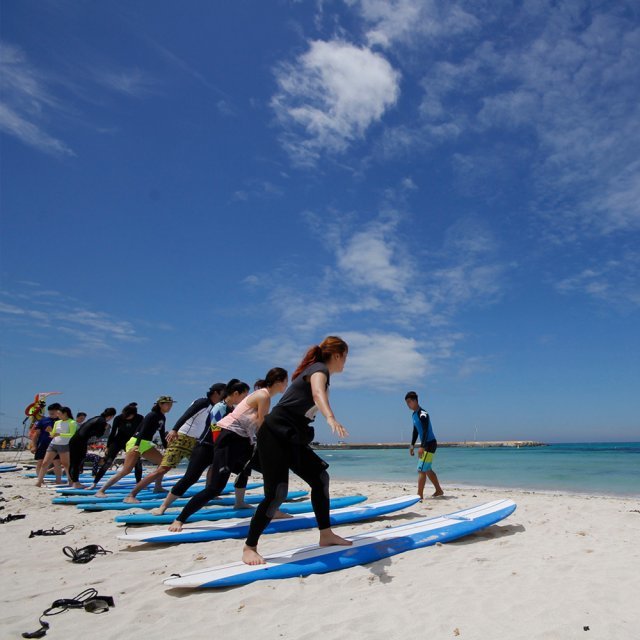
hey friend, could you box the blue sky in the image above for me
[1,1,639,444]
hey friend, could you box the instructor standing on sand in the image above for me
[405,391,444,500]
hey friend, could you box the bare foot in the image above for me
[35,482,43,488]
[243,545,266,565]
[233,502,255,510]
[72,483,86,489]
[150,507,166,516]
[432,490,444,497]
[94,491,107,498]
[273,510,293,519]
[319,529,352,547]
[123,495,140,504]
[168,521,183,532]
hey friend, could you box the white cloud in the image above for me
[555,255,640,307]
[337,226,403,293]
[0,43,75,156]
[250,331,429,387]
[95,68,156,97]
[339,331,429,386]
[410,6,640,236]
[272,39,400,164]
[348,0,480,49]
[457,355,492,379]
[0,288,145,356]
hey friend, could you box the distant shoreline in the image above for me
[313,440,547,449]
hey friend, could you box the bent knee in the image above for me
[265,482,288,518]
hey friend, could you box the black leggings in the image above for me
[245,423,330,548]
[68,437,88,483]
[168,442,214,497]
[176,431,253,523]
[93,442,142,484]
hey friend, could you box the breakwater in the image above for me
[313,440,546,450]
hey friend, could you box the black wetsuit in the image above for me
[245,362,331,548]
[68,416,109,483]
[93,413,143,484]
[133,409,168,448]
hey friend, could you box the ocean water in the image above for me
[319,443,640,498]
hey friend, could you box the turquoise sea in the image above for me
[319,443,640,498]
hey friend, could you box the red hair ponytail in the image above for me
[291,336,349,380]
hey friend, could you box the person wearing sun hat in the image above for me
[95,396,175,497]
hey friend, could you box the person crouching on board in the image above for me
[405,391,444,500]
[94,397,174,497]
[242,336,352,566]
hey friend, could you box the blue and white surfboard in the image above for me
[79,489,308,511]
[115,495,368,525]
[164,499,516,588]
[118,495,420,544]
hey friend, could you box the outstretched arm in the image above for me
[310,372,348,438]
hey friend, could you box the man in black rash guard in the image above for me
[243,336,351,566]
[68,408,116,488]
[91,404,144,489]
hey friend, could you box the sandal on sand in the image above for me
[30,525,74,538]
[22,588,115,638]
[0,513,26,524]
[62,544,112,563]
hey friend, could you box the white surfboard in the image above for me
[164,499,516,588]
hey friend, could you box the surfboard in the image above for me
[164,499,516,588]
[115,495,368,525]
[118,495,420,544]
[80,490,309,511]
[0,465,20,473]
[50,471,187,489]
[53,482,263,504]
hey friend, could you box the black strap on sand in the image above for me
[29,525,74,538]
[22,588,115,638]
[62,544,112,564]
[0,513,26,524]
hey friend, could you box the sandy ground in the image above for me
[1,450,639,640]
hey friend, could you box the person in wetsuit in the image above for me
[94,396,174,497]
[149,380,249,515]
[168,368,289,531]
[68,408,116,487]
[91,403,144,488]
[242,336,351,566]
[405,391,444,500]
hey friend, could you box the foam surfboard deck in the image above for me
[0,465,20,473]
[80,490,309,511]
[116,495,368,525]
[53,482,263,504]
[118,495,420,544]
[164,499,516,588]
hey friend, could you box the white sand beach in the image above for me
[1,452,639,640]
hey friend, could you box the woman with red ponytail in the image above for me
[242,336,351,565]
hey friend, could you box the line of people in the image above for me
[33,335,354,565]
